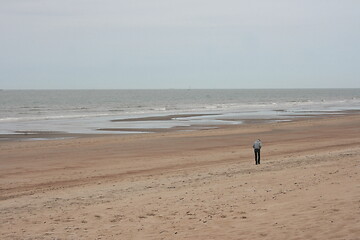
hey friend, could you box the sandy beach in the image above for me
[1,113,359,239]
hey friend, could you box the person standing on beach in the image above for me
[253,139,262,165]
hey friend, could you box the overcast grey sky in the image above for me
[0,0,359,89]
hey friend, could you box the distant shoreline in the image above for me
[1,110,359,142]
[1,89,359,137]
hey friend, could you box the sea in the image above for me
[1,89,360,136]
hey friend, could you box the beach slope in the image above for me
[1,114,359,239]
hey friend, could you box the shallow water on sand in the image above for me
[1,89,359,134]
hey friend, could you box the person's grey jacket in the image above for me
[253,140,262,150]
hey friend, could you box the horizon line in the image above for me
[2,87,360,91]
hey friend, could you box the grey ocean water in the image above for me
[1,89,360,134]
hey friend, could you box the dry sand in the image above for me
[0,114,359,239]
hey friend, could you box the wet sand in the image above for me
[0,114,359,239]
[111,113,219,122]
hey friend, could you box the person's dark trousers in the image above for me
[254,149,261,165]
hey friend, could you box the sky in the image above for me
[0,0,359,89]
